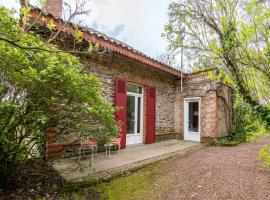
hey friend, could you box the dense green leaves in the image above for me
[164,0,270,127]
[0,6,118,185]
[164,0,270,165]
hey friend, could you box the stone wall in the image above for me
[175,69,232,143]
[46,56,233,158]
[46,53,178,158]
[216,84,233,137]
[81,54,177,140]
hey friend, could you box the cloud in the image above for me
[78,0,170,59]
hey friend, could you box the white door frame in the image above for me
[126,86,144,145]
[184,97,201,142]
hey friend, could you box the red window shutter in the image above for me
[146,86,156,144]
[115,77,127,149]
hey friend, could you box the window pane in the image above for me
[137,97,141,133]
[128,84,142,94]
[127,95,135,134]
[188,102,199,132]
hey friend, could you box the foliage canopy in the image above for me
[163,0,270,129]
[0,6,118,185]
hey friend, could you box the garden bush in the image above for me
[0,6,118,187]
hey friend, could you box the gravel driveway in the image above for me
[153,137,270,200]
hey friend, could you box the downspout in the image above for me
[180,46,183,92]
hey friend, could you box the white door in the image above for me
[184,98,200,142]
[126,84,143,145]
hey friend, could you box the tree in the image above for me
[0,0,92,54]
[163,0,270,129]
[0,6,118,186]
[157,51,177,67]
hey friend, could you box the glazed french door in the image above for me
[184,98,200,142]
[126,84,143,145]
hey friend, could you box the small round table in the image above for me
[104,143,113,159]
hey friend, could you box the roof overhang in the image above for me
[27,8,185,78]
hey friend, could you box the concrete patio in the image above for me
[52,140,202,184]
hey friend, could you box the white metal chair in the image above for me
[104,134,122,158]
[79,140,98,165]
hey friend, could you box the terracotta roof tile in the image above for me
[28,7,184,77]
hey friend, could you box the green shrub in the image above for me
[233,94,267,140]
[0,6,118,186]
[217,137,241,146]
[259,144,270,167]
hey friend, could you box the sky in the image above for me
[0,0,178,65]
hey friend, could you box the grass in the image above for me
[216,132,247,146]
[69,194,87,200]
[88,162,172,200]
[59,162,172,200]
[259,144,270,167]
[60,188,99,200]
[217,138,242,146]
[95,170,153,200]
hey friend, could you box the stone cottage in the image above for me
[25,1,233,158]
